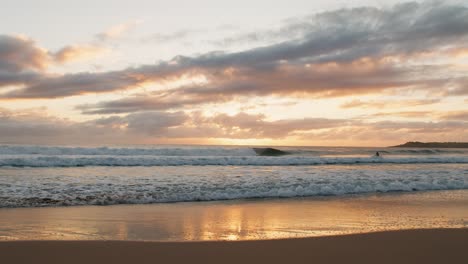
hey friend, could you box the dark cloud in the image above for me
[0,35,107,90]
[0,109,350,143]
[2,1,468,104]
[79,60,458,114]
[0,35,46,88]
[1,109,467,144]
[125,111,188,134]
[5,71,142,98]
[0,71,40,88]
[0,108,88,144]
[0,35,48,72]
[0,109,188,144]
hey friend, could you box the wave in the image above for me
[1,164,466,208]
[390,149,455,154]
[0,155,467,167]
[0,145,257,156]
[1,145,466,157]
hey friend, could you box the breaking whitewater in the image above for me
[0,145,467,207]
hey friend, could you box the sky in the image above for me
[0,0,467,146]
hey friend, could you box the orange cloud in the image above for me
[340,99,441,109]
[1,109,467,145]
[2,2,468,104]
[53,44,108,64]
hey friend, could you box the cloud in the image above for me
[0,34,112,90]
[0,35,49,72]
[437,111,468,121]
[359,109,468,121]
[0,109,348,143]
[299,120,468,144]
[5,71,143,98]
[0,108,187,144]
[95,20,142,41]
[208,112,349,138]
[53,44,108,64]
[1,109,467,145]
[0,35,47,89]
[125,111,188,134]
[2,1,468,104]
[0,108,85,143]
[77,59,452,114]
[142,30,192,43]
[340,98,441,109]
[366,111,432,118]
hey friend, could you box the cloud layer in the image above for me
[1,1,467,145]
[1,108,467,145]
[1,1,468,105]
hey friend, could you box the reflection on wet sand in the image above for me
[0,190,467,241]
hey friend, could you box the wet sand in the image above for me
[1,190,467,241]
[1,191,467,263]
[1,229,467,264]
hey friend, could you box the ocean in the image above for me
[0,145,467,208]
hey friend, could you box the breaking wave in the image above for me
[0,164,466,207]
[0,155,467,167]
[1,144,466,207]
[0,145,257,156]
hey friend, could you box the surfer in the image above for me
[375,151,380,157]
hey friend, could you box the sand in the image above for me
[2,190,467,241]
[1,229,467,264]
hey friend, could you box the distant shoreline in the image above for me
[392,142,468,148]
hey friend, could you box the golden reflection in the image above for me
[1,190,467,241]
[225,234,239,241]
[116,222,128,240]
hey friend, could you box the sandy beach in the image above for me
[1,229,467,264]
[1,191,467,263]
[1,190,467,241]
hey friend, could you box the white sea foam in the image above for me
[1,145,467,207]
[0,145,257,156]
[1,145,466,157]
[0,155,467,167]
[0,164,466,207]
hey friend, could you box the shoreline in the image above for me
[0,187,466,209]
[1,229,467,264]
[1,189,467,241]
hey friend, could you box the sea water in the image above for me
[0,145,467,208]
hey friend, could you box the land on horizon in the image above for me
[392,142,468,148]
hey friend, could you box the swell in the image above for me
[1,145,466,157]
[0,156,467,167]
[0,146,257,156]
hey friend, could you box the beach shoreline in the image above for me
[1,189,467,241]
[1,228,467,264]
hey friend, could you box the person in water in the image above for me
[375,151,380,157]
